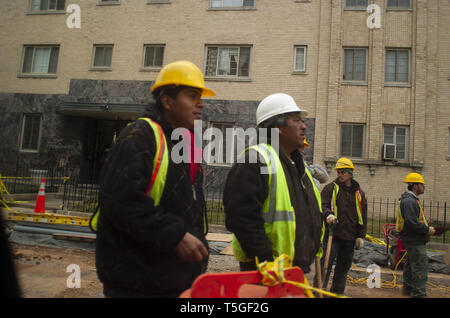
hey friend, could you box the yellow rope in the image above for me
[255,254,348,298]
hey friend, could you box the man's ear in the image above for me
[160,95,174,111]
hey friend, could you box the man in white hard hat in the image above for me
[223,93,324,273]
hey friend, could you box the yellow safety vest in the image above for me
[395,199,428,232]
[331,183,364,226]
[89,117,169,232]
[232,144,324,262]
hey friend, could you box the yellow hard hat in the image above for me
[334,157,355,170]
[151,60,216,97]
[304,140,310,147]
[403,172,426,184]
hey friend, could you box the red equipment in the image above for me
[179,267,307,298]
[383,223,406,270]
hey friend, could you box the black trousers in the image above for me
[323,238,355,295]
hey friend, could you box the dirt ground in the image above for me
[11,243,450,298]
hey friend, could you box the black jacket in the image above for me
[96,107,208,297]
[398,191,430,244]
[223,148,323,273]
[321,178,367,241]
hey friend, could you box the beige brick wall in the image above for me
[0,0,448,203]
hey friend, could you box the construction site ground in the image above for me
[4,203,450,298]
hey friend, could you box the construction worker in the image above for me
[321,157,367,295]
[0,209,21,297]
[95,61,214,297]
[396,172,435,298]
[299,140,329,189]
[223,93,324,273]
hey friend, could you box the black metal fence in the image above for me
[1,162,448,243]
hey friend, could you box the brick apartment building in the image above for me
[0,0,449,203]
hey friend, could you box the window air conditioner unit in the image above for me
[382,143,396,160]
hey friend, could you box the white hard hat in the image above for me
[256,93,308,126]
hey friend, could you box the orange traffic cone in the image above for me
[34,178,46,213]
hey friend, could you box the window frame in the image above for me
[209,0,255,9]
[386,0,412,10]
[385,48,411,85]
[383,125,409,161]
[91,44,114,71]
[293,45,307,73]
[19,45,60,77]
[141,44,165,71]
[19,113,43,153]
[344,0,369,10]
[29,0,66,13]
[342,47,368,83]
[340,123,366,159]
[204,45,252,80]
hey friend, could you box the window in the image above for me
[387,0,411,9]
[343,48,367,82]
[294,46,307,73]
[385,49,410,83]
[30,0,65,11]
[345,0,368,9]
[92,45,113,69]
[205,46,251,78]
[142,45,164,69]
[210,0,254,8]
[21,46,60,75]
[20,114,42,152]
[340,124,365,158]
[383,126,408,160]
[98,0,120,4]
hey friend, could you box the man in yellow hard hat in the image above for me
[96,61,214,297]
[320,157,367,295]
[396,172,435,298]
[224,93,324,274]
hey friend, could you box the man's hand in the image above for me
[427,226,436,236]
[175,233,208,262]
[326,214,337,225]
[355,238,364,250]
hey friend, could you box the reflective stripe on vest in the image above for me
[89,117,168,232]
[331,183,364,226]
[396,199,428,232]
[232,144,296,262]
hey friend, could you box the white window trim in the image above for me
[90,44,114,71]
[339,123,366,159]
[383,125,409,161]
[384,48,411,86]
[208,0,255,10]
[342,47,368,84]
[204,45,252,81]
[28,0,66,13]
[140,44,165,72]
[293,45,307,74]
[19,45,59,78]
[19,114,42,153]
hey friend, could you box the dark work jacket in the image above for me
[95,108,208,297]
[398,191,430,245]
[321,178,367,241]
[223,148,323,273]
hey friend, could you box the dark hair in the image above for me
[258,113,289,129]
[152,85,190,111]
[407,183,415,191]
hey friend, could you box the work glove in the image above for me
[427,226,436,236]
[355,238,364,250]
[326,214,337,225]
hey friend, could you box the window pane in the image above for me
[32,48,51,73]
[341,125,353,156]
[144,47,155,67]
[344,50,354,80]
[218,48,230,75]
[295,47,305,72]
[352,125,364,157]
[354,49,366,81]
[384,126,394,144]
[48,47,59,73]
[229,49,238,75]
[396,51,409,82]
[22,114,41,151]
[385,51,396,82]
[22,47,34,73]
[398,0,410,7]
[211,0,222,8]
[243,0,254,7]
[56,0,66,10]
[49,0,57,10]
[154,47,164,67]
[238,47,250,76]
[94,46,112,67]
[40,0,49,10]
[205,47,218,76]
[387,0,397,7]
[31,0,41,11]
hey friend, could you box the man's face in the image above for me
[162,87,204,130]
[337,169,352,184]
[278,113,306,151]
[415,183,425,195]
